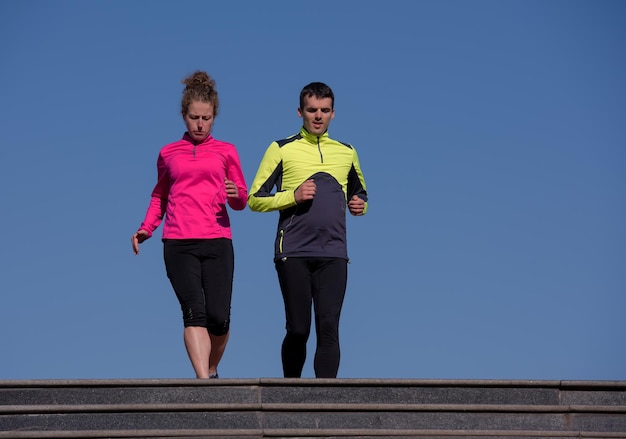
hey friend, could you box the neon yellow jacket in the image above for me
[248,127,368,261]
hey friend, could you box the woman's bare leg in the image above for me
[208,331,229,377]
[183,326,211,378]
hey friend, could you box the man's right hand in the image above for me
[294,179,316,203]
[131,230,150,255]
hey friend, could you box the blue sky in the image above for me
[1,0,624,381]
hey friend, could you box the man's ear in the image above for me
[297,107,303,118]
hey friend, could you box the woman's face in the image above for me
[184,101,214,143]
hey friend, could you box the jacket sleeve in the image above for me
[247,142,297,212]
[347,146,368,215]
[138,153,169,237]
[226,145,249,211]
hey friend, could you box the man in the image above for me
[248,82,368,378]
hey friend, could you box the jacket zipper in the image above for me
[317,136,323,163]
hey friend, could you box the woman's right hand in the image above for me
[131,230,150,255]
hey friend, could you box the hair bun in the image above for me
[180,70,220,117]
[182,71,215,90]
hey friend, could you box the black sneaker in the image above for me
[209,372,219,379]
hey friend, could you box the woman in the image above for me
[132,71,248,379]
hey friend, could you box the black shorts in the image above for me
[163,238,234,334]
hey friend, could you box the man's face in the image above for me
[298,95,334,136]
[184,101,214,143]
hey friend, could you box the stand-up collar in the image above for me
[300,127,329,144]
[182,132,213,145]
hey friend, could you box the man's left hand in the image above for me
[348,195,365,216]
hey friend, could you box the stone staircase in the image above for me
[1,378,625,438]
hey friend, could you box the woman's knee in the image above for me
[207,318,230,336]
[181,304,207,327]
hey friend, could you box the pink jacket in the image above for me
[138,133,248,240]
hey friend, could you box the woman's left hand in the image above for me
[225,178,239,198]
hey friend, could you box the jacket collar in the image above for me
[300,127,329,144]
[182,132,213,145]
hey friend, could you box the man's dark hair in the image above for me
[299,82,334,110]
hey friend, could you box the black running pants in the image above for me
[275,257,348,378]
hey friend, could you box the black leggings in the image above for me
[275,257,348,378]
[163,239,234,335]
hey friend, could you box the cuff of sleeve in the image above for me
[138,226,153,238]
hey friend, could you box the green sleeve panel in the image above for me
[247,141,298,212]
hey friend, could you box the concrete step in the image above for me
[1,379,625,438]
